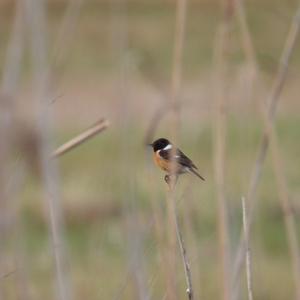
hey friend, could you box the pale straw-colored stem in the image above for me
[24,1,73,299]
[242,197,254,300]
[52,119,109,158]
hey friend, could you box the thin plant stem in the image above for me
[242,197,254,300]
[52,0,83,69]
[148,177,174,299]
[167,184,194,300]
[235,0,257,67]
[212,19,231,300]
[0,2,26,299]
[52,118,109,158]
[165,0,189,298]
[260,102,300,300]
[144,0,187,147]
[170,0,187,138]
[24,0,73,299]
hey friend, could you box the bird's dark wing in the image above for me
[159,148,198,169]
[160,148,204,180]
[176,149,198,169]
[176,149,205,180]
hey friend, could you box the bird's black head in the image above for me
[150,138,171,152]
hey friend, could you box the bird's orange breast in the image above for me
[153,151,170,172]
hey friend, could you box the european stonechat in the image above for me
[149,138,205,181]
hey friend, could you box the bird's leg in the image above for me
[164,174,178,188]
[164,174,170,184]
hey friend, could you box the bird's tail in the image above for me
[190,168,205,181]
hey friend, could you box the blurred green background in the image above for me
[0,0,300,299]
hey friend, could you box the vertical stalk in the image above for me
[24,1,72,299]
[165,0,191,299]
[0,2,25,299]
[213,14,232,300]
[242,197,254,300]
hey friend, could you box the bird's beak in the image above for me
[147,143,153,147]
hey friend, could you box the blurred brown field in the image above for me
[0,1,300,300]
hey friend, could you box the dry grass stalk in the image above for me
[169,0,187,137]
[171,0,186,104]
[232,4,300,296]
[230,1,257,298]
[53,0,83,62]
[0,2,26,299]
[260,102,300,300]
[164,186,178,300]
[52,118,109,158]
[168,184,194,300]
[24,0,73,299]
[235,0,258,103]
[164,0,195,299]
[144,0,187,145]
[242,197,254,300]
[235,0,257,67]
[51,0,83,79]
[147,176,175,299]
[229,1,257,298]
[182,189,202,299]
[212,19,231,300]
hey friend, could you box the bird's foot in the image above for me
[164,174,178,188]
[164,174,170,184]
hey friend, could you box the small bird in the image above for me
[149,138,205,182]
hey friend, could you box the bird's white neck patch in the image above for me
[163,144,172,150]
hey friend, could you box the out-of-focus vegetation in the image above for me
[18,119,299,299]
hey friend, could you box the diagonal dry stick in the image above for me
[260,101,300,299]
[232,4,300,294]
[52,118,109,158]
